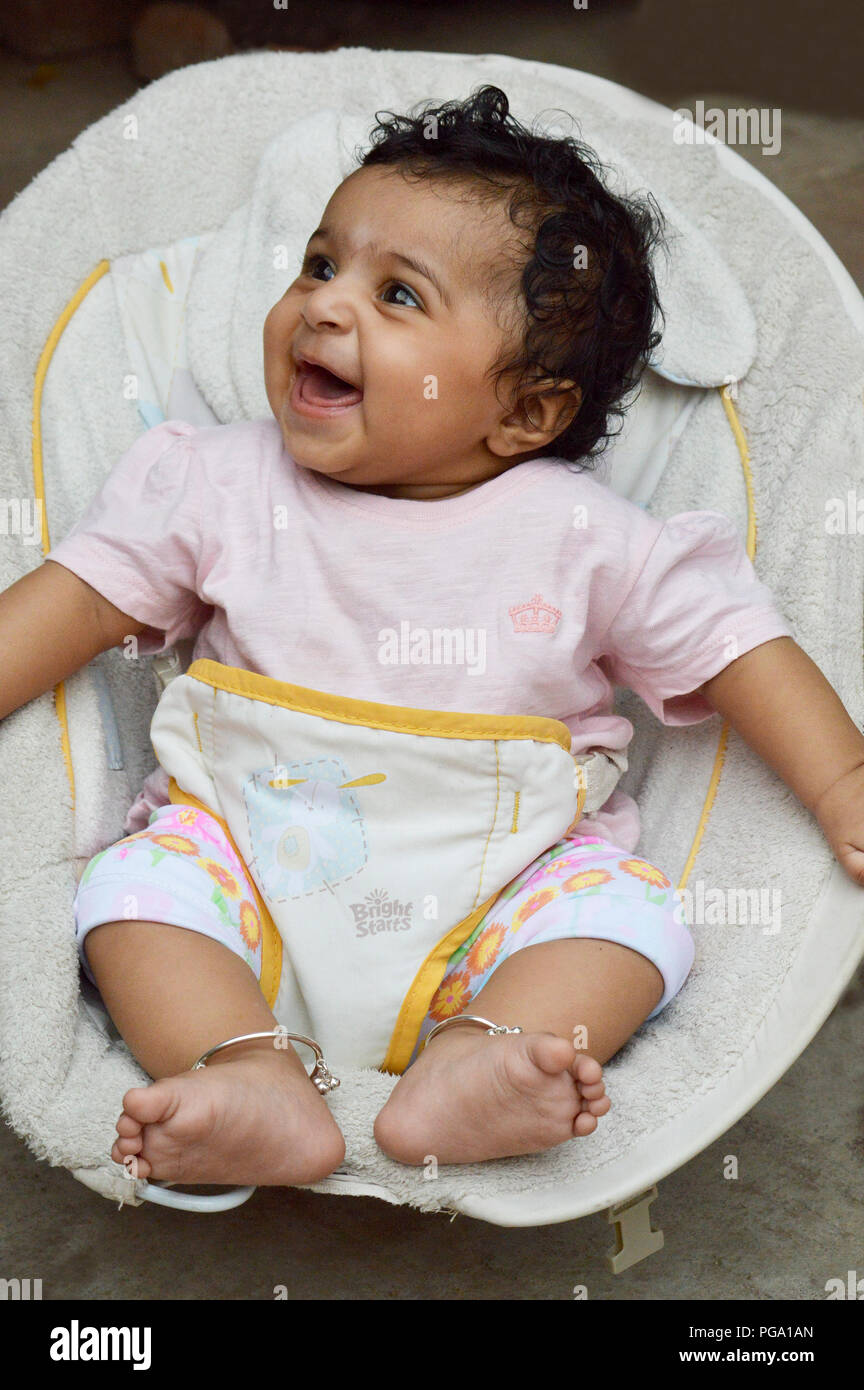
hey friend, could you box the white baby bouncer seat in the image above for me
[1,47,863,1271]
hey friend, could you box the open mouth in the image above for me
[292,359,364,412]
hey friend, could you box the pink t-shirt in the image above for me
[48,418,793,851]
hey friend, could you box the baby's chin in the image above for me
[271,401,442,492]
[273,401,360,466]
[275,429,384,488]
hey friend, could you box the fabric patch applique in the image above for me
[242,758,386,902]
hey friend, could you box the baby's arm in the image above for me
[0,561,146,721]
[699,635,864,883]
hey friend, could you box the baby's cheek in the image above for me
[262,315,277,379]
[263,296,294,357]
[439,357,499,420]
[262,308,280,362]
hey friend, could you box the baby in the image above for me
[2,86,864,1190]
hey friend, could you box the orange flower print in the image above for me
[541,857,574,876]
[509,887,558,933]
[196,857,243,898]
[238,900,261,951]
[428,970,473,1022]
[618,859,671,888]
[147,833,199,856]
[175,808,200,829]
[560,868,613,893]
[464,920,508,978]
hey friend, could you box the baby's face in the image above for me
[263,165,536,499]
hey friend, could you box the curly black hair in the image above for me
[359,85,666,466]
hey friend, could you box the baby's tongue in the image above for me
[300,363,362,406]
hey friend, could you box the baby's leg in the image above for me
[86,922,345,1186]
[76,804,345,1186]
[374,839,692,1166]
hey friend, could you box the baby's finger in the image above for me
[838,845,864,888]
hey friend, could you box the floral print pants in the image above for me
[74,803,694,1067]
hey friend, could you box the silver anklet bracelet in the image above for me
[422,1015,523,1051]
[192,1030,341,1095]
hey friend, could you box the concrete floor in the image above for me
[1,9,862,1300]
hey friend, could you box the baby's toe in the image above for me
[116,1149,152,1179]
[573,1111,599,1136]
[116,1112,143,1139]
[114,1133,143,1157]
[578,1078,606,1100]
[525,1032,577,1075]
[122,1081,176,1127]
[111,1135,145,1165]
[584,1094,611,1117]
[572,1055,603,1086]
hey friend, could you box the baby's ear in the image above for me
[488,379,582,458]
[529,381,583,435]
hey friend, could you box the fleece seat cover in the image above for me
[0,48,862,1218]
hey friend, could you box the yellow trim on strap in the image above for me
[380,888,503,1075]
[184,657,573,750]
[167,778,283,1009]
[32,259,111,807]
[719,385,757,560]
[574,760,587,820]
[677,385,755,892]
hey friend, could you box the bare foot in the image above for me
[112,1045,345,1186]
[374,1029,610,1165]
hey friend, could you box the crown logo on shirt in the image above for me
[508,593,562,634]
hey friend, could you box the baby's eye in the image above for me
[302,254,334,281]
[300,259,422,309]
[381,282,422,310]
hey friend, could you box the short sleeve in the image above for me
[46,420,211,655]
[600,510,794,724]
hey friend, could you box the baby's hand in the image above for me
[813,763,864,886]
